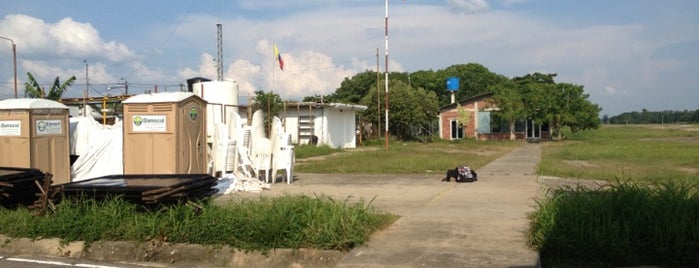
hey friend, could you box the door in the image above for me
[526,119,540,140]
[180,101,207,174]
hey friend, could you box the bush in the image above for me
[528,181,699,267]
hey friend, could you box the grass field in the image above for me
[296,125,698,184]
[529,124,699,267]
[295,139,521,174]
[538,124,699,184]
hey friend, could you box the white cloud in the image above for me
[0,14,134,61]
[0,14,140,98]
[447,0,490,13]
[500,0,530,8]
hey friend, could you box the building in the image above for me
[438,92,550,141]
[239,102,367,149]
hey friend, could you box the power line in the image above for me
[122,0,197,80]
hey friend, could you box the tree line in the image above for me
[604,109,699,124]
[299,63,600,141]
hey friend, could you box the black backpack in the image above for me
[456,165,477,183]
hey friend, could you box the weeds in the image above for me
[528,180,699,267]
[0,195,397,251]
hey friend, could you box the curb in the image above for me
[0,235,346,267]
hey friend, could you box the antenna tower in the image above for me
[216,23,223,81]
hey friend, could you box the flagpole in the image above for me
[272,43,275,92]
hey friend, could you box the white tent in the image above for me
[70,112,123,182]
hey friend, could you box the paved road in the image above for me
[224,142,543,267]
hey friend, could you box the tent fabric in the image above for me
[70,116,123,182]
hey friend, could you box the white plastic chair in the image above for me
[252,138,272,182]
[270,117,295,183]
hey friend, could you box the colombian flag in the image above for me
[274,44,284,71]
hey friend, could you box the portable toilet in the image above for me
[0,99,71,184]
[122,92,207,174]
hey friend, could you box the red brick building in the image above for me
[438,93,550,141]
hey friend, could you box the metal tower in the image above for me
[216,23,223,81]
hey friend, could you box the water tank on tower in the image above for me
[446,77,460,104]
[192,80,239,143]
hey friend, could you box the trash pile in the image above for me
[0,167,49,208]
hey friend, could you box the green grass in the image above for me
[0,195,397,251]
[528,181,699,267]
[295,139,521,174]
[538,125,699,184]
[532,125,699,266]
[293,144,343,159]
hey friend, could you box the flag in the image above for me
[274,44,284,71]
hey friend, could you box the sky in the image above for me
[0,0,697,116]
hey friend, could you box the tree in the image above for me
[325,70,379,103]
[489,80,525,140]
[24,72,76,100]
[556,83,600,136]
[252,90,283,135]
[437,63,507,106]
[408,70,441,99]
[455,104,471,136]
[510,74,600,139]
[360,79,438,141]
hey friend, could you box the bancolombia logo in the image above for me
[134,116,143,126]
[132,115,167,132]
[189,106,198,121]
[36,120,62,135]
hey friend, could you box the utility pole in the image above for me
[83,60,88,116]
[121,78,128,95]
[0,36,17,98]
[376,47,381,139]
[384,0,390,151]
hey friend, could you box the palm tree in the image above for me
[24,72,76,100]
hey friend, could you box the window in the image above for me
[450,119,463,139]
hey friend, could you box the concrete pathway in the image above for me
[334,142,542,268]
[233,142,543,267]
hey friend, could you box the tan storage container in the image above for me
[0,99,71,184]
[122,92,207,174]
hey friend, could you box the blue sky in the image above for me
[0,0,697,116]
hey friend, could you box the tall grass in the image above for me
[0,195,397,251]
[528,181,699,267]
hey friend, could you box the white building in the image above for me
[239,102,367,149]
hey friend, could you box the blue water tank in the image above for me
[446,77,459,91]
